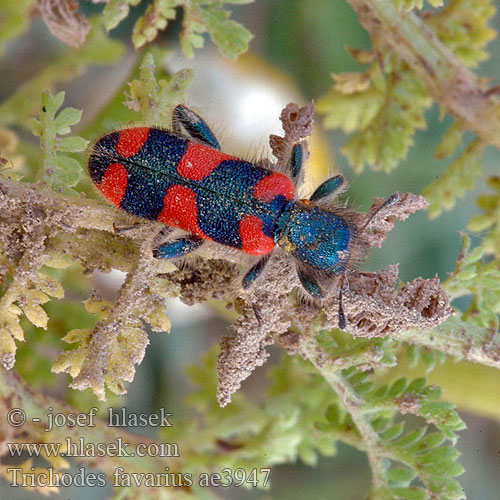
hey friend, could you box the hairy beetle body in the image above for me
[89,128,295,256]
[87,104,389,327]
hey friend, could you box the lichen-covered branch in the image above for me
[0,165,454,403]
[56,245,163,400]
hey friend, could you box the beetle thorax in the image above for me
[274,200,353,273]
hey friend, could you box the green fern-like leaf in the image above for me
[0,254,74,372]
[394,0,444,10]
[428,0,496,67]
[103,0,253,60]
[288,334,466,500]
[102,0,142,31]
[443,234,500,329]
[355,370,466,498]
[29,91,88,195]
[423,139,484,218]
[191,2,254,60]
[434,122,464,159]
[317,51,432,173]
[317,0,496,175]
[468,176,500,259]
[132,0,177,48]
[315,328,398,369]
[343,64,430,172]
[124,52,193,126]
[316,85,384,135]
[407,344,447,372]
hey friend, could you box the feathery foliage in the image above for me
[0,1,499,499]
[301,333,466,500]
[468,176,500,259]
[317,52,431,172]
[394,0,443,10]
[317,0,496,193]
[103,0,253,59]
[443,234,500,329]
[29,90,88,194]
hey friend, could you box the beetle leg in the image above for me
[287,143,305,185]
[113,222,146,234]
[309,174,345,203]
[152,234,204,259]
[242,254,271,289]
[172,105,221,150]
[296,265,324,299]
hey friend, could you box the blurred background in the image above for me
[0,0,499,498]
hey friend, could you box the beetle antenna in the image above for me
[338,287,346,329]
[359,192,400,235]
[337,274,347,329]
[336,194,399,330]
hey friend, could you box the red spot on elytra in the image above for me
[177,142,235,181]
[158,185,208,239]
[116,128,150,158]
[253,172,294,203]
[98,163,128,207]
[239,215,275,255]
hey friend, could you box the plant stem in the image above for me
[395,317,500,368]
[299,336,388,492]
[347,0,500,148]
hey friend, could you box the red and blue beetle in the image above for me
[88,105,397,328]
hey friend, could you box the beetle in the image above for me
[88,105,397,328]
